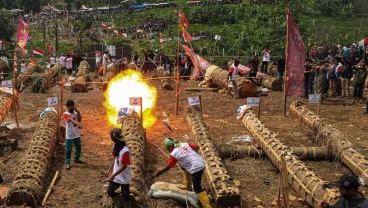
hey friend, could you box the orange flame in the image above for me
[103,69,157,128]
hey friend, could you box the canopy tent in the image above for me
[358,37,368,46]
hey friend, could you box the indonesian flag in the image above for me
[285,9,305,97]
[46,45,55,53]
[29,57,38,66]
[16,18,29,51]
[182,28,193,42]
[33,47,44,55]
[160,33,163,46]
[174,10,189,28]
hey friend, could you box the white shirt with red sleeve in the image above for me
[113,146,131,184]
[167,142,205,174]
[63,111,80,140]
[229,66,238,81]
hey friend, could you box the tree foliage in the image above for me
[0,11,16,41]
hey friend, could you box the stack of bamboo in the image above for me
[237,105,339,207]
[71,61,90,93]
[120,112,146,206]
[290,101,368,187]
[187,106,241,207]
[7,109,59,207]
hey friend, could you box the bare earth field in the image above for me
[0,72,367,208]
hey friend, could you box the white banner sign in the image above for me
[1,80,12,88]
[129,97,142,106]
[247,97,260,107]
[47,96,58,106]
[308,94,321,103]
[188,96,200,106]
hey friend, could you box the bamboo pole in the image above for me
[283,12,289,117]
[237,105,339,207]
[41,171,59,206]
[290,101,368,187]
[174,21,181,116]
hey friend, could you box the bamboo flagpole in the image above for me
[174,20,181,116]
[283,11,289,117]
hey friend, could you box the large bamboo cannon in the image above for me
[71,61,90,93]
[31,63,61,93]
[187,106,241,207]
[7,108,59,207]
[237,105,339,207]
[218,145,329,160]
[253,77,282,91]
[290,101,368,187]
[120,112,146,206]
[14,63,39,91]
[0,91,15,124]
[204,65,258,97]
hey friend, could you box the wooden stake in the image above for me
[281,156,290,208]
[41,171,60,206]
[199,95,202,116]
[317,93,322,115]
[60,76,64,117]
[258,97,261,119]
[283,12,289,117]
[14,73,19,109]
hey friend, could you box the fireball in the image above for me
[104,69,157,128]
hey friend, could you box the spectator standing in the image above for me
[316,60,332,96]
[49,54,56,68]
[341,57,354,97]
[328,58,343,97]
[103,50,110,76]
[95,50,102,71]
[227,59,240,97]
[303,59,315,98]
[20,59,26,73]
[352,61,367,104]
[277,56,286,79]
[59,54,66,75]
[248,55,259,83]
[65,55,73,75]
[63,100,83,170]
[261,48,271,73]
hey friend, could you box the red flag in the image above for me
[33,47,44,55]
[46,45,55,53]
[29,57,38,66]
[16,18,29,50]
[182,28,193,42]
[285,9,305,97]
[181,44,196,65]
[68,49,74,56]
[174,10,189,28]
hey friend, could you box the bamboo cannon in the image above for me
[71,61,90,93]
[205,65,258,98]
[218,145,329,160]
[253,77,283,91]
[187,106,241,207]
[0,139,18,149]
[237,105,339,207]
[185,87,218,92]
[31,63,62,93]
[290,101,368,187]
[120,112,146,206]
[7,109,59,207]
[0,91,15,124]
[14,63,38,91]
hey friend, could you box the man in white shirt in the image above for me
[21,59,27,73]
[65,55,73,75]
[95,50,102,71]
[59,54,66,75]
[49,54,56,68]
[261,48,271,73]
[103,50,110,76]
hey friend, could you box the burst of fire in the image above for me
[103,69,157,128]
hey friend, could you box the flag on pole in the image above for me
[285,9,305,97]
[33,47,44,56]
[29,57,38,66]
[182,28,193,42]
[46,45,55,53]
[174,10,189,28]
[16,18,29,51]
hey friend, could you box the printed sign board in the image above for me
[188,96,200,106]
[47,96,58,106]
[247,97,260,107]
[129,97,141,106]
[1,80,12,88]
[308,94,321,103]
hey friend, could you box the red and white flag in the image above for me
[285,9,305,97]
[174,10,189,28]
[33,47,44,55]
[160,33,163,46]
[46,45,55,53]
[182,28,193,42]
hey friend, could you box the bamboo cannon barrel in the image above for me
[237,105,339,207]
[120,112,146,206]
[253,77,282,91]
[185,87,218,92]
[7,109,59,207]
[71,61,90,93]
[290,101,368,187]
[187,106,241,207]
[0,91,14,124]
[0,139,18,149]
[14,63,38,90]
[205,65,258,98]
[218,145,330,160]
[32,63,62,93]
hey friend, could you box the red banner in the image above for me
[182,28,193,42]
[16,18,29,50]
[174,10,189,28]
[285,9,305,97]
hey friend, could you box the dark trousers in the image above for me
[191,168,204,194]
[353,83,364,98]
[261,61,268,73]
[336,79,341,96]
[304,78,314,97]
[323,79,329,95]
[107,181,130,202]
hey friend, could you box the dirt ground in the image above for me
[0,72,368,208]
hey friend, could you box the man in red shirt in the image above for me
[106,128,131,208]
[154,138,212,208]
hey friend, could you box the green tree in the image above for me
[0,11,16,41]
